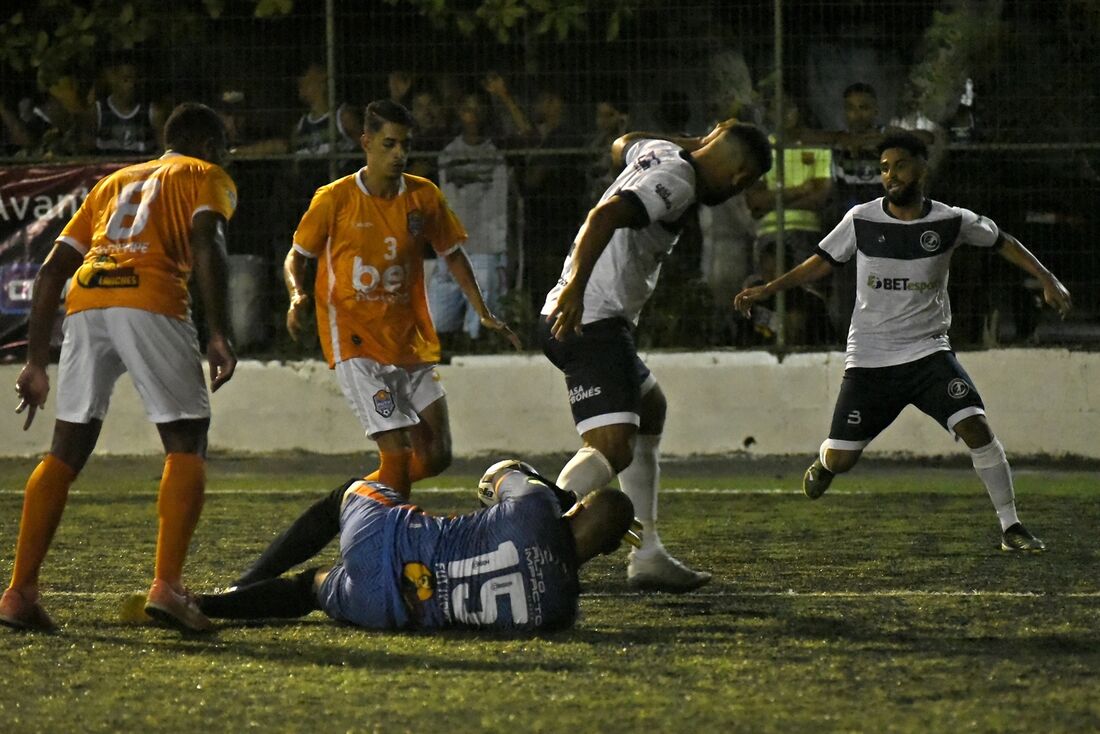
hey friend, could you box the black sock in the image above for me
[232,482,349,587]
[199,568,321,619]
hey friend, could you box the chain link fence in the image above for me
[1,0,1097,357]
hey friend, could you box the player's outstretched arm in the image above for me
[191,210,236,391]
[733,253,834,318]
[14,243,82,429]
[442,247,522,350]
[996,232,1072,319]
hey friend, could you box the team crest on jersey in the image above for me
[402,562,435,602]
[407,210,425,238]
[635,151,660,170]
[947,379,970,399]
[373,389,396,417]
[920,230,942,252]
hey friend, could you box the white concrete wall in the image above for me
[1,349,1096,458]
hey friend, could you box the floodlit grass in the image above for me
[1,454,1098,733]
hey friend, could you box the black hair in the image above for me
[726,122,774,175]
[843,82,877,100]
[163,102,226,149]
[363,99,416,133]
[877,132,928,160]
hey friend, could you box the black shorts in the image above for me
[540,316,653,433]
[826,351,986,449]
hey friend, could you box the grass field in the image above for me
[1,453,1098,733]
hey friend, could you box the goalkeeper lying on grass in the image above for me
[196,461,638,632]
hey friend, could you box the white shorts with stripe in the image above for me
[56,308,209,424]
[335,357,446,438]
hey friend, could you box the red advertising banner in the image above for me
[0,163,124,355]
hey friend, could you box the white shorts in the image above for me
[335,357,446,438]
[56,308,209,424]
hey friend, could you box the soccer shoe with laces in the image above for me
[0,587,58,632]
[144,579,215,632]
[1001,523,1046,552]
[802,459,834,500]
[627,548,712,593]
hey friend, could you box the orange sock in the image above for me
[366,449,411,495]
[153,453,206,588]
[9,455,77,591]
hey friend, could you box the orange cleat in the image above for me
[0,587,58,632]
[144,579,215,633]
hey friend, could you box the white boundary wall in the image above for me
[1,349,1097,458]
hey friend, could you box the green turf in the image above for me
[1,454,1098,733]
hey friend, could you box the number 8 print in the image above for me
[105,176,163,241]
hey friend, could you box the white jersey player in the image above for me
[734,132,1072,552]
[541,120,772,591]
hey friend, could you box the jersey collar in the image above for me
[880,196,932,220]
[356,168,407,197]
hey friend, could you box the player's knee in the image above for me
[822,447,860,474]
[953,415,993,448]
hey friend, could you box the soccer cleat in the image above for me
[144,579,215,632]
[627,548,712,593]
[0,587,58,632]
[802,459,835,500]
[1001,523,1046,552]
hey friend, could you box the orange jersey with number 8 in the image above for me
[59,153,237,320]
[292,171,467,367]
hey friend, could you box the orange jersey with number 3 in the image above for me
[292,170,467,367]
[60,153,237,319]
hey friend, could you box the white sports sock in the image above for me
[618,434,662,553]
[970,438,1019,531]
[555,446,615,499]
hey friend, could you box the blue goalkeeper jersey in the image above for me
[322,472,580,631]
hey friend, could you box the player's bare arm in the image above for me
[191,210,237,391]
[548,194,645,340]
[13,243,83,430]
[995,232,1073,318]
[733,253,834,318]
[283,248,313,342]
[442,246,522,350]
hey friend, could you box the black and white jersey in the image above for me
[542,139,697,326]
[294,104,358,154]
[95,98,156,154]
[817,198,1001,368]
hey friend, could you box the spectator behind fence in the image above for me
[429,75,532,349]
[16,72,94,157]
[584,94,629,208]
[406,82,452,182]
[92,58,164,155]
[743,98,834,345]
[520,84,584,316]
[0,95,35,156]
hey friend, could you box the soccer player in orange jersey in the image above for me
[1,103,237,633]
[284,100,519,494]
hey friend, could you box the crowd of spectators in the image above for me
[1,61,1009,352]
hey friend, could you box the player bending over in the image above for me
[734,132,1072,552]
